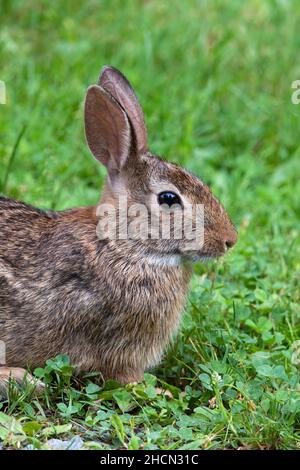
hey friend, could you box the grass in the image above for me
[0,0,300,450]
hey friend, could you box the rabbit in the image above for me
[0,66,237,394]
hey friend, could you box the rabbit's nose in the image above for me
[225,239,235,249]
[224,229,238,250]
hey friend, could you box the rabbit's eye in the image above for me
[158,191,181,207]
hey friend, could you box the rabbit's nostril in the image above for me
[224,229,237,250]
[225,239,235,249]
[225,231,237,250]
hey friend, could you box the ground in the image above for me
[0,0,299,450]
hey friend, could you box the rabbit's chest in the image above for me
[83,262,192,374]
[99,263,192,343]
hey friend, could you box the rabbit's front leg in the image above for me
[0,367,45,399]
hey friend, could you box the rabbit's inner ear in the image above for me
[84,85,132,172]
[99,66,148,155]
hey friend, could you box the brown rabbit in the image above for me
[0,66,237,393]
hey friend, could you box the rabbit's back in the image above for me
[0,199,104,366]
[0,197,58,261]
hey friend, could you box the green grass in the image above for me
[0,0,300,450]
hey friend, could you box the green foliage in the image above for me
[0,0,300,450]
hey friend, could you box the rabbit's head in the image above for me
[85,66,237,263]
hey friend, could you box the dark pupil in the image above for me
[158,192,180,207]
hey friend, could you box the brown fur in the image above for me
[0,66,237,392]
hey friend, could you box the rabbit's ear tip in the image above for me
[101,65,119,75]
[100,65,111,73]
[102,64,115,70]
[85,84,102,101]
[99,65,121,85]
[86,84,97,93]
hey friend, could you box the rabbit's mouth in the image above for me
[196,253,223,263]
[185,254,216,263]
[182,248,229,263]
[194,254,214,263]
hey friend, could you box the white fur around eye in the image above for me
[148,181,196,212]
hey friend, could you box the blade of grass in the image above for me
[1,124,27,194]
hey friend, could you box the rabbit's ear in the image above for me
[85,85,132,172]
[99,66,148,154]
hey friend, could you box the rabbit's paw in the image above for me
[114,370,144,385]
[0,367,45,399]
